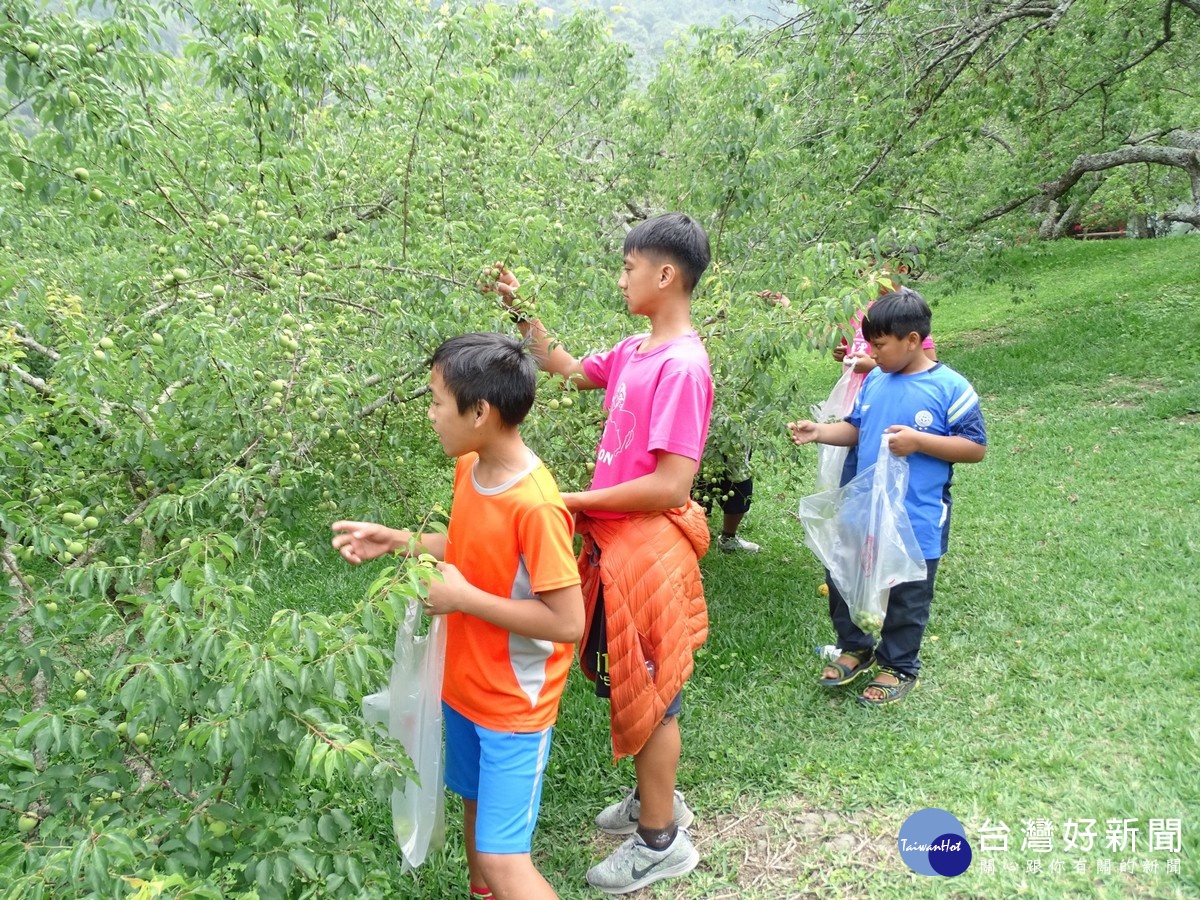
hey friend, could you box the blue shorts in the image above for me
[442,703,553,854]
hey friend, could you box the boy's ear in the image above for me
[473,398,491,426]
[905,331,923,349]
[657,262,677,289]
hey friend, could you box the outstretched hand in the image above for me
[331,520,405,565]
[477,262,521,311]
[787,420,820,446]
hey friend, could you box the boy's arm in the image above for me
[561,450,696,513]
[486,266,600,390]
[788,420,860,448]
[426,573,584,644]
[331,521,447,565]
[884,426,986,463]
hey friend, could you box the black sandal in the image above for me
[857,667,919,706]
[818,648,875,687]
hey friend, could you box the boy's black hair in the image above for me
[861,287,933,343]
[428,332,537,427]
[623,212,711,293]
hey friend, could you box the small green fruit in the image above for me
[17,815,38,833]
[88,187,103,202]
[73,669,90,684]
[133,732,150,747]
[72,167,89,182]
[44,601,58,613]
[92,349,106,361]
[150,333,164,346]
[62,512,83,527]
[83,516,99,529]
[22,42,41,62]
[66,541,85,555]
[172,267,188,282]
[98,336,114,350]
[73,688,87,701]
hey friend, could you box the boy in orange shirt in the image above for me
[333,332,584,900]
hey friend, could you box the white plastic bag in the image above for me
[811,369,855,422]
[810,370,854,492]
[797,436,927,634]
[362,597,447,869]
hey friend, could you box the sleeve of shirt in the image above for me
[647,369,710,462]
[518,502,581,595]
[946,380,987,446]
[581,348,612,389]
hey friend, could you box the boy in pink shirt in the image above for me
[487,213,713,894]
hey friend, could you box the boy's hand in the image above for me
[757,289,790,308]
[832,345,847,362]
[787,420,820,445]
[424,561,468,614]
[331,521,408,565]
[846,352,876,374]
[478,261,521,306]
[883,425,921,457]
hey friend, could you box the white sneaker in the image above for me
[586,829,700,894]
[718,533,760,553]
[594,787,694,835]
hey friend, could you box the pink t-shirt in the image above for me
[581,332,713,519]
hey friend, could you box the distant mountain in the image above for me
[540,0,784,66]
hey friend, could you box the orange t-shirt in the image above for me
[441,452,581,733]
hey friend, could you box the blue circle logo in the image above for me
[897,808,972,877]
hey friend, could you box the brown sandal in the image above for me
[818,648,875,687]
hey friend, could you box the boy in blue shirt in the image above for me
[788,287,987,705]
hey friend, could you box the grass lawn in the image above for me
[267,235,1200,898]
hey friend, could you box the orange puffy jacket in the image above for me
[576,500,710,760]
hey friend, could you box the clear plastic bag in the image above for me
[362,597,447,870]
[810,370,854,492]
[797,436,927,634]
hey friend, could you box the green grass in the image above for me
[259,235,1200,898]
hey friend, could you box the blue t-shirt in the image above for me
[846,363,987,559]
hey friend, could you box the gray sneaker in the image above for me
[718,533,760,553]
[586,829,700,894]
[594,787,694,835]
